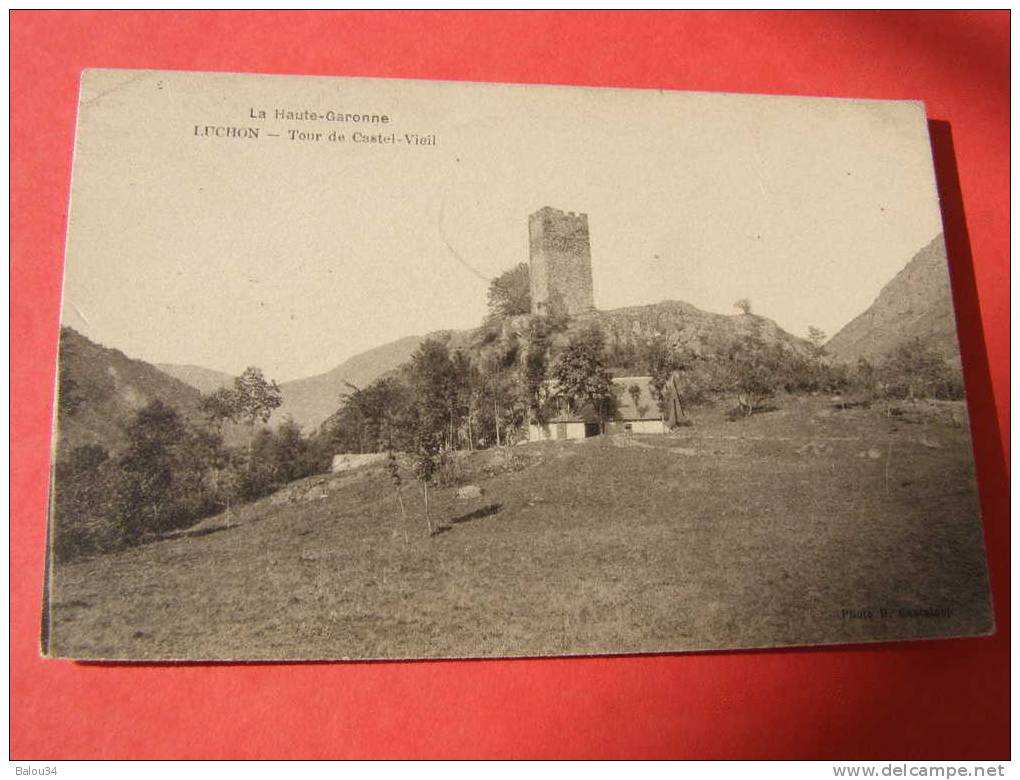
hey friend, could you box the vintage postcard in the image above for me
[44,69,992,660]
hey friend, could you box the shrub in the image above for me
[553,325,616,429]
[52,445,116,561]
[724,332,780,416]
[487,263,531,318]
[231,419,322,501]
[112,400,189,538]
[778,353,850,395]
[878,339,965,401]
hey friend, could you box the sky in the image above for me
[61,70,945,382]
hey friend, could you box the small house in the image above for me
[530,409,595,440]
[526,375,666,441]
[526,409,599,442]
[605,376,666,435]
[525,378,597,441]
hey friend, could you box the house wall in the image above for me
[631,419,666,434]
[331,452,388,473]
[605,418,666,435]
[527,422,587,441]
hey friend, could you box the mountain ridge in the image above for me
[155,363,234,394]
[272,334,429,430]
[825,234,961,367]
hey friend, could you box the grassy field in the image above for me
[46,395,993,660]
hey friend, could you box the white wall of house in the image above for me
[527,422,587,441]
[332,452,388,473]
[629,419,666,435]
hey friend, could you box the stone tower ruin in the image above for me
[528,206,595,317]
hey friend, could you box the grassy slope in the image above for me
[48,396,991,660]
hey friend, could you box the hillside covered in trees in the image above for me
[51,334,330,561]
[55,327,214,458]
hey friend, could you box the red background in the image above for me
[10,11,1010,759]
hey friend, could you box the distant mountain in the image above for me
[826,235,961,367]
[57,331,433,441]
[275,335,429,431]
[54,328,208,458]
[157,340,431,432]
[155,363,234,394]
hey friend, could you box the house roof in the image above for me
[534,375,662,424]
[541,415,590,425]
[530,373,665,422]
[611,376,661,422]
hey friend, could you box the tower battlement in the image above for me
[528,207,594,317]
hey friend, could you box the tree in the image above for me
[236,428,277,500]
[450,349,477,449]
[57,371,85,417]
[522,318,553,426]
[639,337,682,410]
[553,325,616,432]
[807,326,828,358]
[199,367,282,442]
[734,298,752,315]
[113,399,187,538]
[199,386,239,431]
[610,339,649,372]
[408,338,458,450]
[477,343,522,448]
[523,348,549,424]
[627,383,643,417]
[522,320,554,428]
[172,423,232,517]
[332,376,413,455]
[879,339,962,401]
[384,448,407,531]
[271,417,316,485]
[411,422,443,536]
[487,263,531,318]
[726,331,780,416]
[197,367,283,494]
[338,382,379,454]
[52,444,113,560]
[232,420,318,502]
[233,366,283,429]
[853,357,878,399]
[664,368,697,423]
[229,366,283,475]
[406,339,459,535]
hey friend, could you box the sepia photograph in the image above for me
[44,68,992,661]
